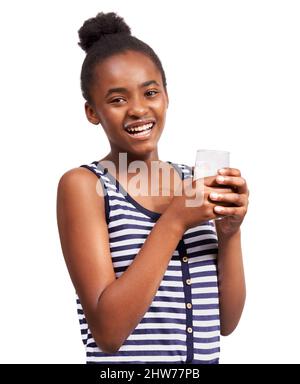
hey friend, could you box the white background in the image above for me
[0,0,299,363]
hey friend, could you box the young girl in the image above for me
[56,12,249,364]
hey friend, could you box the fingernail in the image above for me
[215,206,224,213]
[216,176,225,183]
[210,192,219,200]
[218,169,226,175]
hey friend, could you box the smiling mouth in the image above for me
[124,122,155,137]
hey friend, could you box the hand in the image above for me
[209,168,249,236]
[166,172,234,231]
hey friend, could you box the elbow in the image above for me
[220,327,235,337]
[220,316,240,336]
[95,340,121,354]
[88,314,125,354]
[99,344,121,355]
[103,343,122,355]
[220,294,246,337]
[93,333,123,354]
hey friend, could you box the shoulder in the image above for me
[57,166,98,188]
[57,166,99,196]
[57,166,105,215]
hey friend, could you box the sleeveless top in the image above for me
[76,160,220,364]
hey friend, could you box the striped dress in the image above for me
[76,160,220,364]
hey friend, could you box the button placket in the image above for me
[177,241,194,363]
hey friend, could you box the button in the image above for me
[186,279,191,285]
[186,303,192,309]
[187,327,193,333]
[182,256,188,262]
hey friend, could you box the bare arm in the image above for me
[216,229,246,335]
[56,168,185,354]
[210,167,249,335]
[96,210,184,353]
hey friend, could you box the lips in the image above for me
[124,119,156,130]
[123,120,155,139]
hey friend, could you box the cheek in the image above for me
[152,98,168,115]
[101,107,124,125]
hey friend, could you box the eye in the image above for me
[145,90,159,97]
[110,97,126,104]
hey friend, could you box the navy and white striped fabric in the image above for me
[76,160,220,364]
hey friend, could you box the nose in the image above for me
[127,96,148,117]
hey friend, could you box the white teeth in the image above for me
[129,129,152,137]
[125,123,153,133]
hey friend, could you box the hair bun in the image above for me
[78,12,131,53]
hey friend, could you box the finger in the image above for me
[209,192,247,207]
[214,205,247,217]
[202,175,217,187]
[215,175,248,194]
[189,179,233,196]
[207,186,234,194]
[203,175,232,188]
[218,168,241,177]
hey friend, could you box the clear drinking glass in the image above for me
[193,149,230,220]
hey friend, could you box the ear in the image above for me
[84,102,101,125]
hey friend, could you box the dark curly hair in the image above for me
[78,12,167,104]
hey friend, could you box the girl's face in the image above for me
[85,50,169,158]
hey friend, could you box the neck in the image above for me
[102,148,161,170]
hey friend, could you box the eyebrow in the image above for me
[105,80,160,98]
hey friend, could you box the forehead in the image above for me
[93,51,162,89]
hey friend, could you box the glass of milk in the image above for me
[194,149,230,220]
